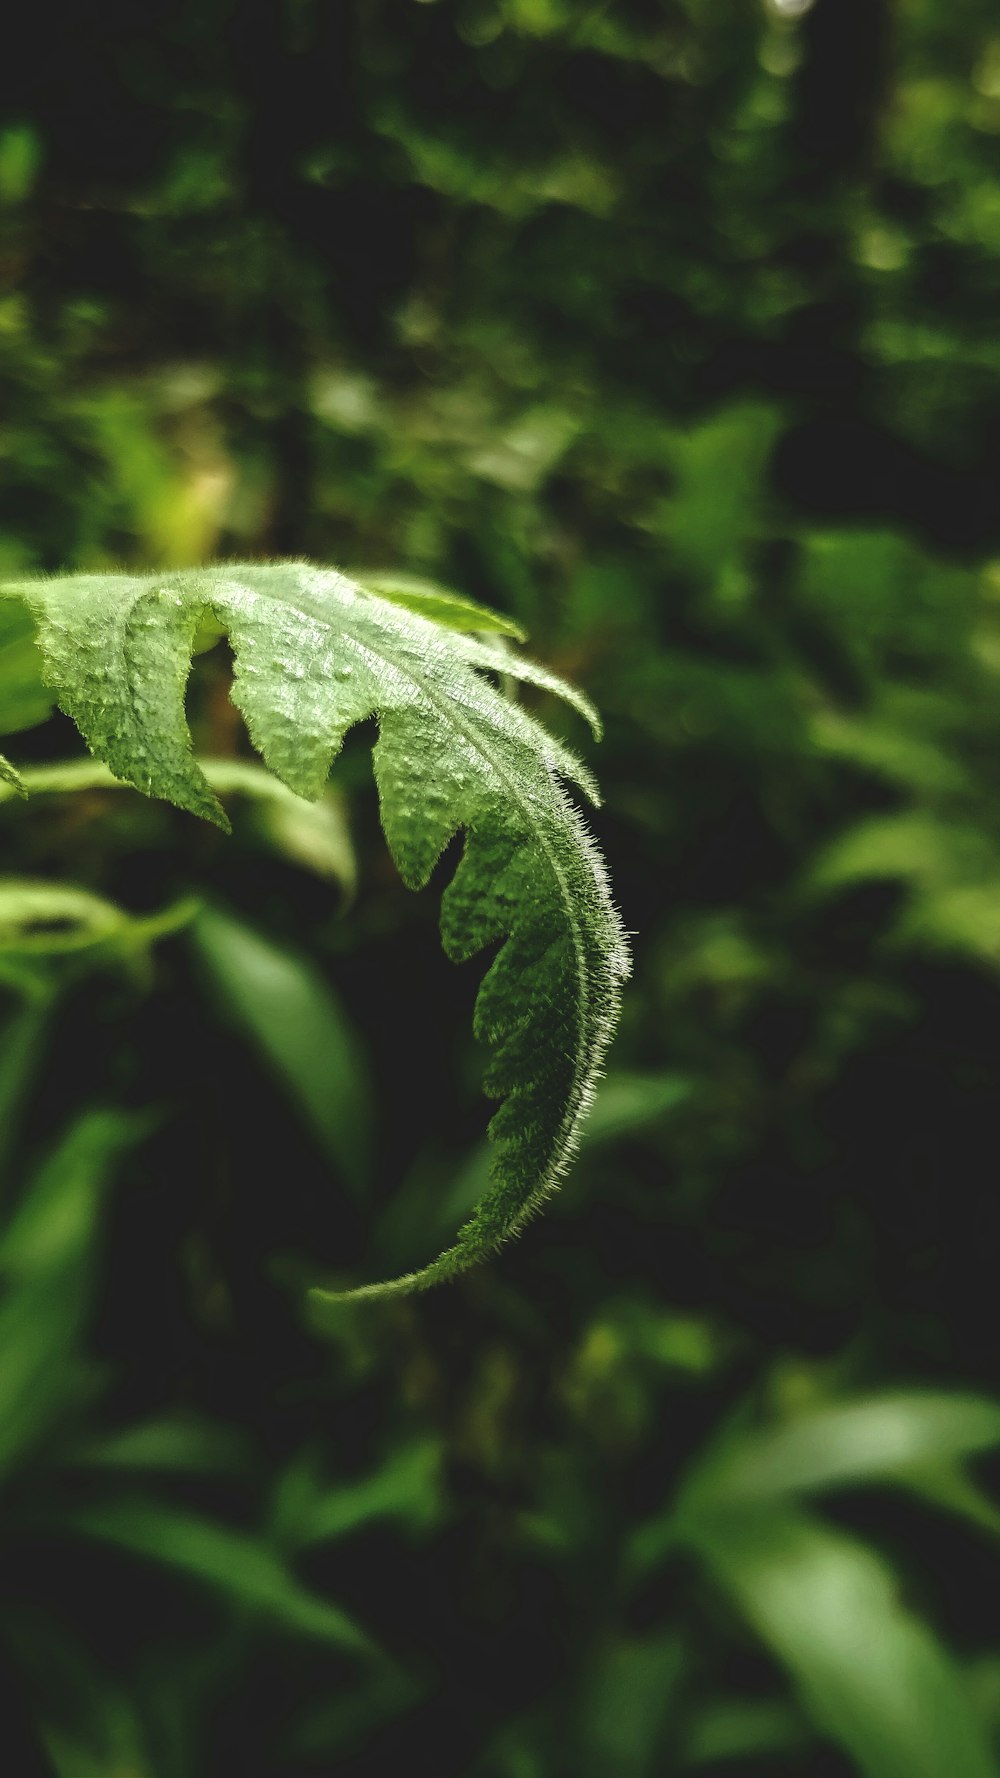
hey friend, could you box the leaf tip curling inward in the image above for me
[0,560,628,1297]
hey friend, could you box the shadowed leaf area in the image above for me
[2,0,1000,1774]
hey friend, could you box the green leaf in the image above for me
[58,1497,375,1654]
[0,1112,142,1478]
[353,570,527,639]
[681,1696,807,1767]
[0,563,629,1296]
[400,1069,689,1263]
[0,993,52,1178]
[0,123,41,206]
[0,878,198,967]
[65,1415,246,1476]
[684,1508,999,1778]
[287,1668,421,1762]
[189,904,373,1198]
[664,403,782,584]
[0,602,55,737]
[0,752,25,796]
[628,1391,1000,1583]
[22,1634,156,1778]
[243,780,355,893]
[0,1110,143,1280]
[0,756,357,895]
[272,1437,443,1547]
[808,709,968,796]
[808,814,995,897]
[0,881,132,957]
[577,1631,683,1778]
[41,1709,151,1778]
[572,1069,692,1145]
[679,1392,1000,1513]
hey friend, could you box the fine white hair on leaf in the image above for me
[0,561,630,1299]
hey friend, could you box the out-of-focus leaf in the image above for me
[631,653,807,757]
[286,1668,421,1761]
[250,784,356,895]
[664,404,782,584]
[571,1299,723,1388]
[0,604,53,737]
[0,1269,91,1480]
[807,805,1000,973]
[354,571,526,639]
[681,1696,807,1767]
[578,1071,692,1144]
[808,814,993,897]
[0,992,52,1180]
[58,1497,375,1654]
[578,1631,683,1778]
[794,532,977,677]
[967,1653,1000,1736]
[679,1392,1000,1513]
[627,1390,1000,1582]
[190,905,373,1197]
[0,879,197,970]
[2,1129,129,1281]
[40,1693,152,1778]
[0,882,127,957]
[41,1721,150,1778]
[903,1465,1000,1541]
[466,405,581,490]
[272,1437,443,1547]
[10,1620,161,1778]
[0,1112,142,1477]
[0,123,41,205]
[0,757,358,895]
[36,1710,146,1778]
[176,758,356,893]
[897,882,1000,969]
[684,1509,999,1778]
[65,1416,247,1476]
[808,709,968,795]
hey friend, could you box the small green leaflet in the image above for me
[0,563,630,1298]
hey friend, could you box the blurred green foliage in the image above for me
[4,0,1000,1771]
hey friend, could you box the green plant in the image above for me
[0,562,628,1299]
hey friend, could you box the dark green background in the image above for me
[4,2,1000,1773]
